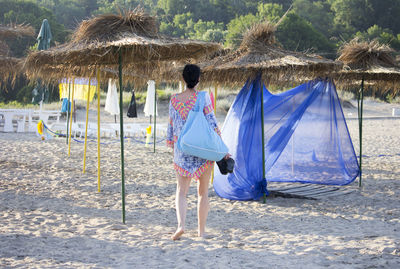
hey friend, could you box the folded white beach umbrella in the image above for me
[143,80,158,117]
[105,78,119,115]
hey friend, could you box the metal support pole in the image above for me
[83,78,91,173]
[260,79,266,203]
[96,70,101,192]
[153,85,157,153]
[119,49,126,224]
[66,80,71,145]
[357,78,364,187]
[68,79,75,157]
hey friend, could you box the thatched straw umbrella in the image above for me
[0,25,34,84]
[0,56,23,84]
[162,22,342,87]
[335,38,400,186]
[0,24,35,39]
[336,39,400,89]
[24,10,220,81]
[24,9,220,223]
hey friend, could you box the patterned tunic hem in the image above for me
[174,161,214,180]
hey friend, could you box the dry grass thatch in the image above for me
[0,40,10,56]
[0,56,23,85]
[72,9,158,43]
[162,22,342,88]
[24,9,220,83]
[0,24,35,39]
[338,39,395,69]
[25,61,164,88]
[240,22,277,51]
[335,38,400,93]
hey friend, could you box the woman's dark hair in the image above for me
[182,64,200,89]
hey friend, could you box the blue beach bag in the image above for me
[177,91,228,161]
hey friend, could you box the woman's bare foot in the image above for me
[171,229,184,240]
[197,232,213,239]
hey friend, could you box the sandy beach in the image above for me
[0,99,399,268]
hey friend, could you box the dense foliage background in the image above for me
[1,0,400,103]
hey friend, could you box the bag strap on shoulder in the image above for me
[195,91,206,112]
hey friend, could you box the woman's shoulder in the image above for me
[170,93,178,102]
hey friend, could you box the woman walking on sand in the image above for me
[166,64,228,240]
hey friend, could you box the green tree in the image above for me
[225,13,259,48]
[0,0,67,57]
[293,0,334,38]
[355,25,400,50]
[276,12,335,57]
[203,29,225,43]
[257,3,284,23]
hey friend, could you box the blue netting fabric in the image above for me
[213,76,359,201]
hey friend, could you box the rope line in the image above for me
[42,123,166,145]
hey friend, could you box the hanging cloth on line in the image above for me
[61,98,71,113]
[105,79,120,115]
[127,91,137,118]
[144,80,158,117]
[59,78,97,101]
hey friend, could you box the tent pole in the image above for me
[260,79,266,204]
[66,80,71,145]
[153,84,157,153]
[96,69,101,192]
[83,78,91,173]
[358,78,364,187]
[291,83,295,175]
[119,49,126,224]
[68,79,75,157]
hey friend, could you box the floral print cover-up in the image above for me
[167,91,221,179]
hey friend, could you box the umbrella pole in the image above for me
[96,70,101,192]
[357,78,364,187]
[83,78,91,173]
[153,85,157,153]
[68,79,75,157]
[66,80,71,145]
[119,49,126,224]
[260,79,266,204]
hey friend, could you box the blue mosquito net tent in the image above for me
[213,75,360,201]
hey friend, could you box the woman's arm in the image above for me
[166,99,174,148]
[203,91,221,136]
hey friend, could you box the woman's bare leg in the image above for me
[172,174,191,240]
[197,164,213,237]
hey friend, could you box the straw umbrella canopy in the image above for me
[24,10,220,81]
[174,22,342,87]
[24,9,220,224]
[0,56,23,84]
[334,39,400,187]
[335,38,400,92]
[0,24,35,84]
[0,24,35,39]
